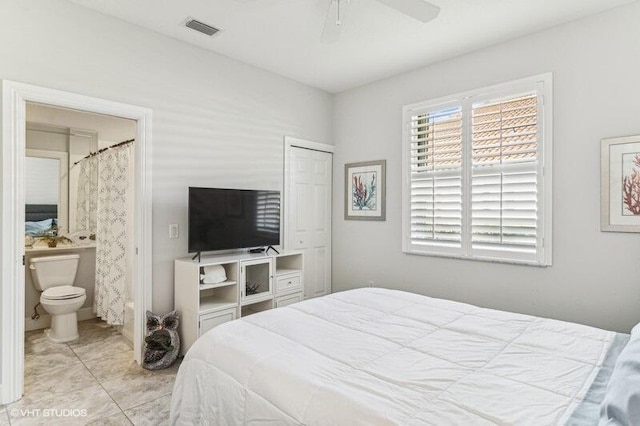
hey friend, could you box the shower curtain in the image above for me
[77,146,130,326]
[76,156,98,233]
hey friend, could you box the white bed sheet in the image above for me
[170,288,615,425]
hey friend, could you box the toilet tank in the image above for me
[29,254,80,291]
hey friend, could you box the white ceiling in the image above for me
[68,0,635,93]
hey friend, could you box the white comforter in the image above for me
[170,288,615,425]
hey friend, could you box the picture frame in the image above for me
[344,160,386,221]
[601,135,640,232]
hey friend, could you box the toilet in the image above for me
[29,254,87,343]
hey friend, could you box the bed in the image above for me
[170,288,636,425]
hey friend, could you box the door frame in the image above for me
[1,80,153,404]
[283,136,334,298]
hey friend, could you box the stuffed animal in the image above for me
[143,310,180,370]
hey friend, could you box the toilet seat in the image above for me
[41,286,86,300]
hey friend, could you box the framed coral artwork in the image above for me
[601,135,640,232]
[344,160,386,221]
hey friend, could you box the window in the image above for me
[255,190,281,235]
[402,74,552,265]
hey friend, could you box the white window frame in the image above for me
[402,73,553,266]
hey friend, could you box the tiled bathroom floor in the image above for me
[0,319,180,425]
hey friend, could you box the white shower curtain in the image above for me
[76,156,98,233]
[94,147,130,326]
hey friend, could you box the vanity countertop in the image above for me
[25,242,96,253]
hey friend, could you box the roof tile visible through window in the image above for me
[472,94,538,166]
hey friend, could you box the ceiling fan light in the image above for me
[321,0,345,43]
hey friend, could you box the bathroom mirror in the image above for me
[25,149,69,234]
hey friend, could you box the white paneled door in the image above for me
[285,144,332,299]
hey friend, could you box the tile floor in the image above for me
[0,319,180,425]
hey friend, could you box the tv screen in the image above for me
[188,187,281,253]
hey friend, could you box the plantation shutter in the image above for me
[403,74,550,265]
[471,93,539,257]
[409,106,463,251]
[255,191,280,235]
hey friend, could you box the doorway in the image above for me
[283,137,333,299]
[1,80,153,404]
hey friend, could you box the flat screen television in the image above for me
[188,187,281,253]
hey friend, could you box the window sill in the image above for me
[402,247,551,267]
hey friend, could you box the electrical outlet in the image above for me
[368,280,375,287]
[169,224,179,239]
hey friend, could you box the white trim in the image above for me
[1,80,153,404]
[401,73,553,266]
[540,76,553,266]
[1,80,26,405]
[285,136,335,154]
[403,74,550,113]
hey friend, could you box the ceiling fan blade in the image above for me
[321,0,345,44]
[375,0,440,23]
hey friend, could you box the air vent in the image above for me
[185,19,220,36]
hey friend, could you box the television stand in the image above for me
[266,245,279,255]
[191,252,201,262]
[174,250,305,354]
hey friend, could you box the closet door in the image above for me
[285,146,332,299]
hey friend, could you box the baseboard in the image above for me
[24,307,96,332]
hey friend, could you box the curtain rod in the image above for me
[72,138,135,167]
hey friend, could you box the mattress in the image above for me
[170,288,623,425]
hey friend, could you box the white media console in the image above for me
[174,250,303,354]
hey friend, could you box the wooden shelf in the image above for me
[275,268,301,276]
[241,298,273,317]
[199,280,237,291]
[199,296,236,314]
[241,306,261,317]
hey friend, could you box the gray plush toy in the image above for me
[143,310,180,370]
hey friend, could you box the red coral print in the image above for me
[623,154,640,215]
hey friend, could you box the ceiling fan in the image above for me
[321,0,440,43]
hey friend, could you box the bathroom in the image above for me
[24,103,137,348]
